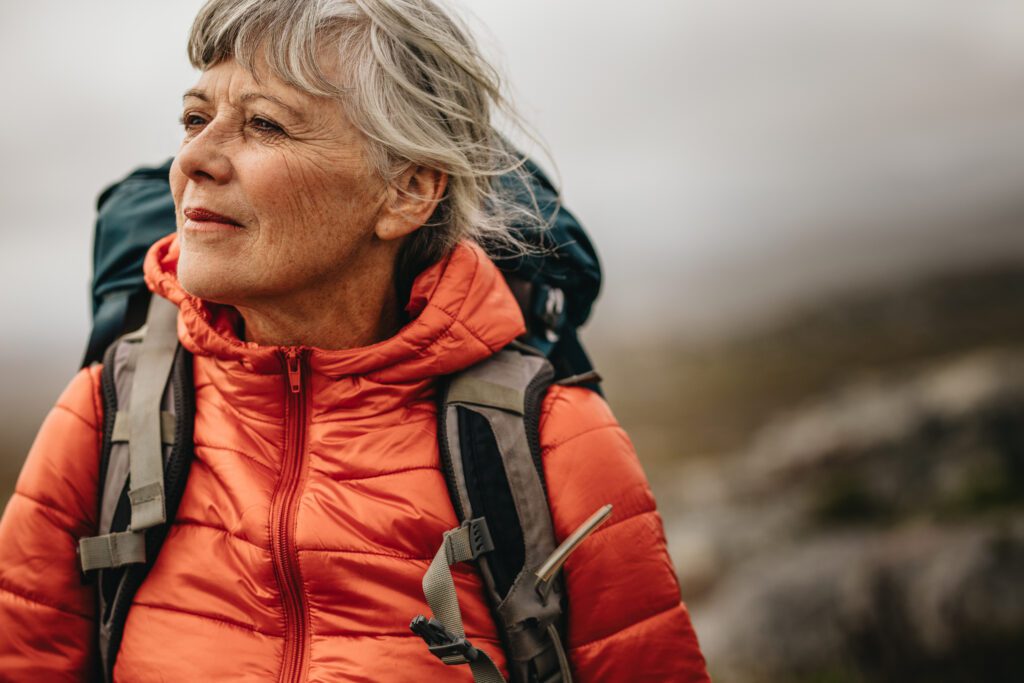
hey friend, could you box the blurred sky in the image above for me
[2,0,1024,434]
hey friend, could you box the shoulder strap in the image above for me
[413,346,571,683]
[78,296,195,683]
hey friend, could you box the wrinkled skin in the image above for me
[171,57,444,349]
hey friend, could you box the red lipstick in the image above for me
[184,207,243,227]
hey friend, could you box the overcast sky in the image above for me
[2,0,1024,427]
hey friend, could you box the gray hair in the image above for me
[188,0,544,269]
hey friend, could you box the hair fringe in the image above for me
[187,0,559,271]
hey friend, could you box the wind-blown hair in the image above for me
[188,0,543,269]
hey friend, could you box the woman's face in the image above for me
[170,57,387,309]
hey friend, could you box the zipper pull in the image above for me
[285,349,302,393]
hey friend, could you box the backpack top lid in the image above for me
[491,157,601,382]
[85,157,602,384]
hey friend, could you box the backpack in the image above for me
[76,160,607,683]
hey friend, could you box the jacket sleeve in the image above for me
[0,366,102,680]
[540,385,709,682]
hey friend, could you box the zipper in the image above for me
[271,348,310,683]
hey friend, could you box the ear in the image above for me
[374,164,448,241]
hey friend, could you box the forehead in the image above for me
[184,52,348,120]
[187,59,304,106]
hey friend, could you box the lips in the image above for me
[184,207,243,227]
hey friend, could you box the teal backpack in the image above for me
[77,159,609,683]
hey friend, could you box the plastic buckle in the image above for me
[410,616,480,665]
[465,517,494,559]
[533,285,565,344]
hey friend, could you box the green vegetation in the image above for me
[812,474,892,525]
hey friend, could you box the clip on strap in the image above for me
[414,517,506,683]
[410,615,481,665]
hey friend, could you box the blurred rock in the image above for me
[744,350,1024,481]
[694,519,1024,682]
[669,348,1024,682]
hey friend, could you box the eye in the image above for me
[179,112,207,132]
[249,116,285,136]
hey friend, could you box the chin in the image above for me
[177,251,245,305]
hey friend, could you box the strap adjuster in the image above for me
[410,615,481,665]
[443,517,494,565]
[77,530,147,572]
[464,517,494,560]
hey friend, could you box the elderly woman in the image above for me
[0,1,708,681]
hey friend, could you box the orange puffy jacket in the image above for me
[0,234,708,682]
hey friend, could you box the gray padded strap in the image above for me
[111,411,176,446]
[127,296,179,531]
[98,340,138,535]
[441,348,567,682]
[446,378,524,415]
[422,523,506,683]
[78,531,145,571]
[442,349,552,522]
[445,349,547,416]
[473,404,562,636]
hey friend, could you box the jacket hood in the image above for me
[143,233,526,384]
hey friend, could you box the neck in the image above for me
[235,249,405,350]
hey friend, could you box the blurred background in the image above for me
[2,1,1024,680]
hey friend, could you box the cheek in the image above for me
[253,155,383,257]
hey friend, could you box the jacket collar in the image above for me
[143,233,526,384]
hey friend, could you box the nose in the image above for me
[175,120,234,185]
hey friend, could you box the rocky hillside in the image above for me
[661,349,1024,682]
[588,262,1024,682]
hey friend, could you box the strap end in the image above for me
[78,531,146,572]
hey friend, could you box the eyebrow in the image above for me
[240,92,302,117]
[182,89,302,118]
